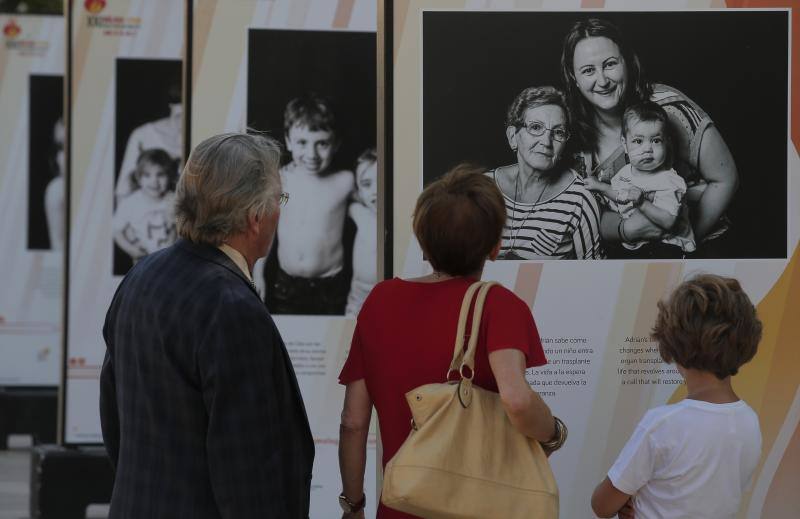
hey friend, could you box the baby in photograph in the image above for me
[345,148,377,318]
[587,102,695,258]
[267,93,354,315]
[112,148,178,264]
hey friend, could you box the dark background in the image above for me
[422,10,789,259]
[247,28,377,314]
[28,74,62,250]
[114,58,182,275]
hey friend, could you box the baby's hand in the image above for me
[583,176,605,192]
[618,186,643,206]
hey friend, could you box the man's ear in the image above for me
[248,210,261,236]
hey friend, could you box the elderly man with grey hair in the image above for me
[100,133,314,519]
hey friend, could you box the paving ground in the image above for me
[0,437,108,519]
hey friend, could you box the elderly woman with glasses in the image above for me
[489,86,603,260]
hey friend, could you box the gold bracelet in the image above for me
[540,416,568,454]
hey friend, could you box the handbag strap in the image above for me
[447,281,498,380]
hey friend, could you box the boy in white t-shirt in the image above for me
[592,274,763,519]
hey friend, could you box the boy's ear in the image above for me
[621,135,628,155]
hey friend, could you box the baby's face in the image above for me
[623,119,667,172]
[138,162,170,199]
[286,124,336,174]
[357,161,378,213]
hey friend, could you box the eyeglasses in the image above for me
[279,192,290,206]
[520,121,570,143]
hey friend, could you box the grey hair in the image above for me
[175,132,282,245]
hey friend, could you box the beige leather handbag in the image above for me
[381,281,559,519]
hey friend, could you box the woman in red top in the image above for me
[337,164,558,519]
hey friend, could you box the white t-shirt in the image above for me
[608,399,761,519]
[112,190,177,258]
[610,165,696,252]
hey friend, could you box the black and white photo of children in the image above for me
[113,58,182,275]
[28,74,64,251]
[422,11,788,260]
[247,29,376,315]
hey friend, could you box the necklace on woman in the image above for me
[505,168,549,258]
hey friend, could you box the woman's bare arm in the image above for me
[638,200,678,230]
[694,126,738,240]
[339,379,372,518]
[489,349,554,442]
[600,209,664,243]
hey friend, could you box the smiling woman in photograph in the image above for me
[561,18,738,258]
[488,86,603,260]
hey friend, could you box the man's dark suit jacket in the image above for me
[100,239,315,518]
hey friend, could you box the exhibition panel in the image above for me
[63,0,184,444]
[188,1,379,517]
[386,2,798,517]
[0,13,65,386]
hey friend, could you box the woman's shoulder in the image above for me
[650,83,693,103]
[485,283,529,312]
[650,83,710,119]
[486,164,516,189]
[561,169,594,195]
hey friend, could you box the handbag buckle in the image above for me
[459,363,474,381]
[445,368,460,382]
[457,379,472,408]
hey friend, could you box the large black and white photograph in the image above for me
[113,58,182,276]
[28,74,64,251]
[247,28,376,316]
[423,11,788,260]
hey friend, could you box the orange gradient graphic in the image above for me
[3,19,21,38]
[84,0,106,15]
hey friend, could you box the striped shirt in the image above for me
[490,169,604,260]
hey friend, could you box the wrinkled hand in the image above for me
[617,497,635,519]
[342,511,365,519]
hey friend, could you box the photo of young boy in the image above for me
[266,93,354,315]
[246,28,376,316]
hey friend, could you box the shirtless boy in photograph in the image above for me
[266,93,354,315]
